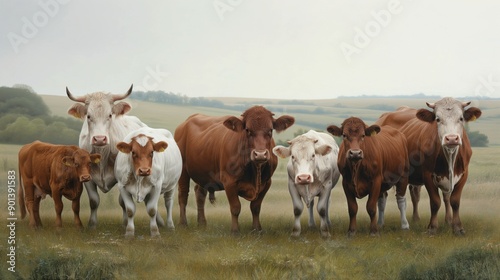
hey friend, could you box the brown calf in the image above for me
[18,141,100,229]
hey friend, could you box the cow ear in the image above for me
[223,116,244,132]
[112,102,132,116]
[68,104,86,119]
[153,141,168,152]
[365,125,381,136]
[62,156,75,167]
[272,146,291,158]
[316,144,332,156]
[327,125,342,137]
[116,142,132,153]
[463,107,482,122]
[416,109,435,123]
[273,115,295,132]
[90,154,101,164]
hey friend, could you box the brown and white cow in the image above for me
[115,127,182,238]
[174,106,294,234]
[327,117,409,236]
[397,98,481,235]
[66,85,146,228]
[18,141,101,229]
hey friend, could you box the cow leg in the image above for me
[288,181,304,237]
[194,184,207,227]
[377,191,388,228]
[84,181,100,229]
[178,170,190,227]
[118,194,127,228]
[53,193,64,230]
[224,182,241,234]
[367,179,383,236]
[409,185,421,221]
[317,190,332,239]
[343,182,358,237]
[450,175,467,235]
[23,179,38,229]
[119,188,136,238]
[442,192,452,225]
[250,180,271,234]
[33,195,43,228]
[424,177,441,235]
[146,189,162,238]
[395,180,410,230]
[72,197,84,230]
[163,186,175,229]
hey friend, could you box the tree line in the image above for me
[0,85,81,145]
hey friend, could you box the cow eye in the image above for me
[459,117,464,122]
[246,129,252,137]
[291,155,295,160]
[342,134,347,139]
[150,152,154,157]
[312,154,315,159]
[436,117,441,123]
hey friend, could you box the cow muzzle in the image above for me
[137,167,151,177]
[443,134,461,147]
[80,174,91,182]
[92,135,108,146]
[251,149,270,162]
[347,149,363,161]
[295,174,313,185]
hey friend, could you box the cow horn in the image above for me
[111,84,133,102]
[66,87,86,103]
[462,101,471,108]
[426,102,436,109]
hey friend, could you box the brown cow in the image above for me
[327,117,409,236]
[174,106,294,234]
[18,141,101,229]
[395,98,481,235]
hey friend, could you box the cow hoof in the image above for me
[290,231,301,238]
[427,228,438,235]
[369,231,380,237]
[125,231,135,239]
[454,229,466,236]
[347,230,356,238]
[320,232,331,239]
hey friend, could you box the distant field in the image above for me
[41,94,500,145]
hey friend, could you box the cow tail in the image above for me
[18,169,26,219]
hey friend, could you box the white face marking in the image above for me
[433,98,465,146]
[134,135,150,147]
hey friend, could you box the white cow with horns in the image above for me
[67,85,147,229]
[115,127,182,238]
[273,130,340,238]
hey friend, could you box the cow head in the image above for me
[273,135,332,184]
[67,85,133,147]
[327,117,380,162]
[116,134,168,177]
[416,97,482,150]
[223,106,294,164]
[62,149,101,182]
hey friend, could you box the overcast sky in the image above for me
[1,0,499,99]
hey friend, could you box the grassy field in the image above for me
[1,95,499,279]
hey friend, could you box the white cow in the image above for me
[67,85,147,229]
[115,127,182,238]
[273,130,340,238]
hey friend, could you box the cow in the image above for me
[18,141,101,229]
[327,117,410,236]
[66,85,146,229]
[115,127,182,238]
[395,98,481,235]
[174,106,294,234]
[272,130,340,238]
[376,106,427,221]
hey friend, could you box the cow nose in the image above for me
[252,150,269,162]
[348,149,363,160]
[80,174,91,182]
[92,136,107,146]
[296,174,312,184]
[138,168,151,176]
[444,134,460,146]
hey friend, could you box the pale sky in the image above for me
[1,0,499,99]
